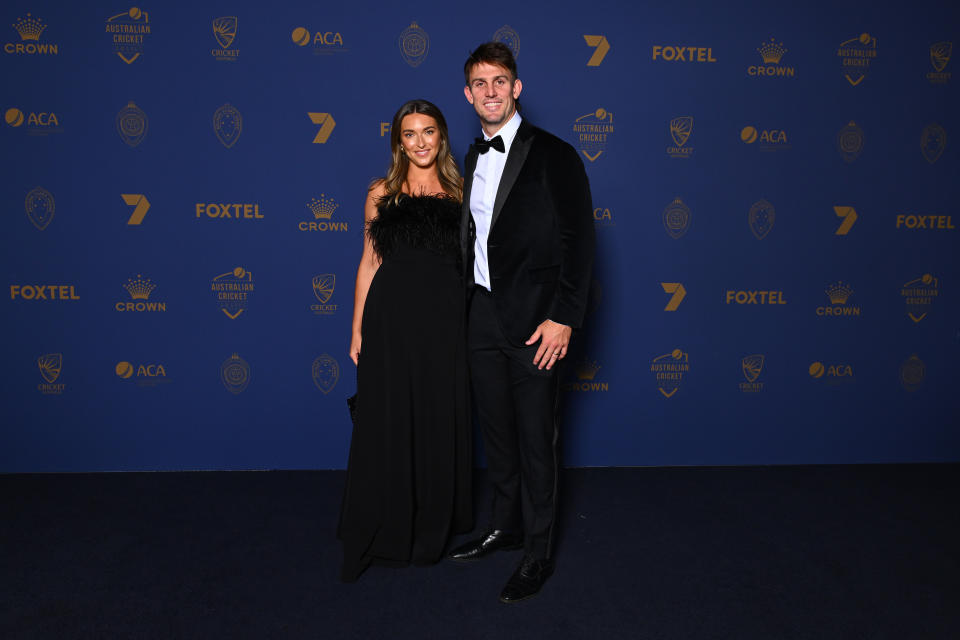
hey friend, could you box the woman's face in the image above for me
[399,113,441,169]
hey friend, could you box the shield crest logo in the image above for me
[837,121,864,163]
[213,104,242,148]
[930,42,952,73]
[25,187,55,230]
[38,353,62,384]
[662,197,691,239]
[213,17,237,49]
[742,354,765,383]
[670,117,693,147]
[899,354,925,392]
[312,274,335,303]
[920,124,946,164]
[116,102,148,148]
[748,199,775,240]
[492,25,520,59]
[221,353,250,394]
[312,354,340,394]
[399,22,429,67]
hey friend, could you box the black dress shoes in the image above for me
[500,555,554,603]
[447,530,523,561]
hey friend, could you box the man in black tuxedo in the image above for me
[448,42,595,603]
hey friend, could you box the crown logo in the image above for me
[576,360,601,380]
[757,38,786,64]
[13,13,46,41]
[123,274,156,300]
[826,282,853,305]
[309,194,339,220]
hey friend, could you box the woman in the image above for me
[338,99,472,582]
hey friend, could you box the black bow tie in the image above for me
[474,135,505,154]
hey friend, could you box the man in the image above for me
[449,42,595,603]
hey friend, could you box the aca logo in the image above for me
[926,42,952,84]
[493,25,520,59]
[309,112,336,144]
[815,282,861,317]
[105,7,152,64]
[211,267,254,319]
[667,116,694,159]
[24,186,55,230]
[592,206,614,228]
[652,45,716,62]
[562,359,608,392]
[37,353,65,395]
[748,199,775,240]
[115,274,166,312]
[221,353,250,394]
[312,354,340,394]
[5,108,62,135]
[920,123,946,164]
[661,283,686,311]
[724,289,787,305]
[115,360,168,386]
[211,16,239,61]
[195,202,263,221]
[311,274,337,315]
[650,349,689,398]
[398,21,429,67]
[116,102,147,148]
[291,25,346,55]
[5,13,58,55]
[895,213,955,230]
[583,35,609,66]
[739,355,765,393]
[747,38,794,77]
[833,206,858,235]
[122,193,150,225]
[572,108,613,162]
[837,121,864,163]
[298,194,349,232]
[900,354,925,392]
[837,33,877,86]
[740,126,789,151]
[10,284,79,301]
[901,274,939,323]
[663,197,691,239]
[213,104,242,148]
[808,361,855,385]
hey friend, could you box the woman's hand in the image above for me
[349,333,362,366]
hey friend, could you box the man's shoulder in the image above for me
[522,120,578,157]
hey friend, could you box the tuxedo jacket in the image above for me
[461,119,595,346]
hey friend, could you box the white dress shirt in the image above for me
[470,111,522,291]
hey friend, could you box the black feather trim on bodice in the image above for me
[367,194,461,262]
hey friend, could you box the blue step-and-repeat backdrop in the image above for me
[2,1,957,472]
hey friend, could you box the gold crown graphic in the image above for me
[826,281,853,304]
[123,274,156,300]
[576,360,601,380]
[14,13,46,41]
[757,38,786,64]
[309,194,339,220]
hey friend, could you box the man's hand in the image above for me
[526,319,572,370]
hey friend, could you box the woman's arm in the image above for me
[349,183,385,365]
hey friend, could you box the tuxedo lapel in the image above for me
[490,121,534,230]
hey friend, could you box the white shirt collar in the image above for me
[483,110,522,148]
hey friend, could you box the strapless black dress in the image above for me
[338,194,472,582]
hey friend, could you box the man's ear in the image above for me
[512,79,523,99]
[464,86,474,104]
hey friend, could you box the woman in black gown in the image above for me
[339,99,472,582]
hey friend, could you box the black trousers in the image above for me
[467,286,560,559]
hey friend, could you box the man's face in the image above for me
[464,62,522,135]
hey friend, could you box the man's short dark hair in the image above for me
[463,42,518,85]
